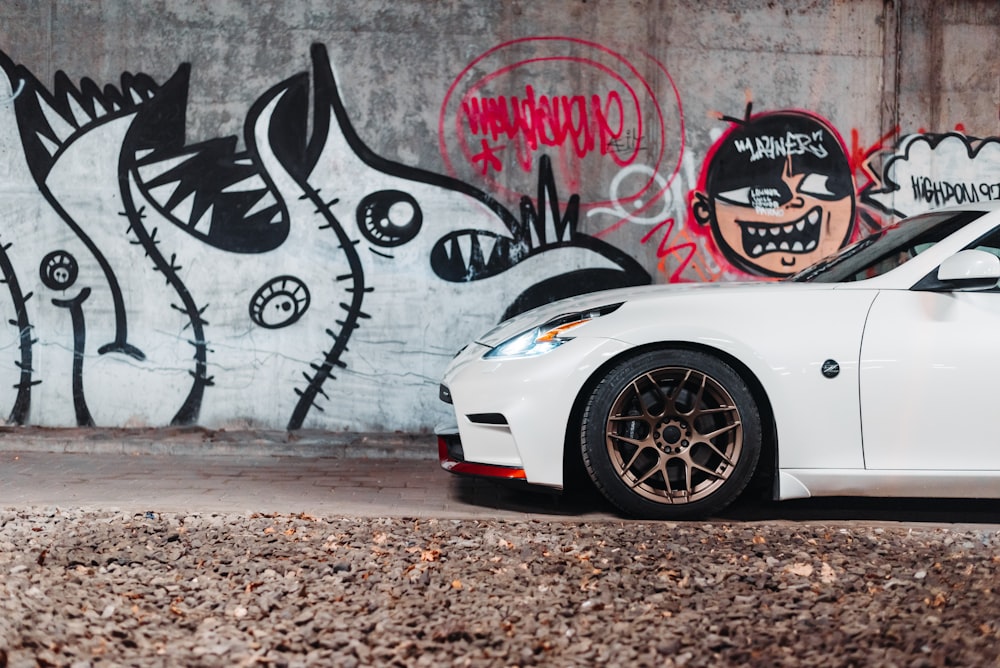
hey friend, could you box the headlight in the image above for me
[484,303,623,359]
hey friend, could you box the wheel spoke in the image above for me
[699,421,741,442]
[661,463,676,499]
[693,439,736,467]
[629,460,683,504]
[633,376,666,419]
[666,369,693,407]
[607,433,646,449]
[687,459,726,481]
[687,372,708,415]
[608,414,653,428]
[627,459,664,490]
[694,405,737,417]
[620,445,649,472]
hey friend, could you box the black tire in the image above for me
[580,349,762,520]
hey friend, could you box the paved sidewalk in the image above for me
[2,428,1000,526]
[0,426,438,459]
[0,426,618,520]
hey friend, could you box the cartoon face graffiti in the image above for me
[691,112,855,277]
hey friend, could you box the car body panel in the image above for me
[576,286,879,471]
[443,337,632,486]
[445,284,880,486]
[860,289,1000,471]
[780,469,1000,499]
[439,201,1000,507]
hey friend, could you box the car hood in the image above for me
[475,280,832,347]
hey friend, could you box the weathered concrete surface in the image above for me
[2,446,1000,526]
[0,426,437,459]
[0,1,996,435]
[5,1,995,174]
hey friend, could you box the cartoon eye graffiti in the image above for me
[798,173,837,198]
[39,250,79,290]
[249,276,311,329]
[716,187,753,206]
[356,190,423,247]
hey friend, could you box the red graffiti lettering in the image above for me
[461,85,625,173]
[470,138,505,175]
[440,37,683,210]
[641,218,699,283]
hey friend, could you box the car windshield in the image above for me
[786,210,986,283]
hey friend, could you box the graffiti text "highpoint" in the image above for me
[910,176,1000,207]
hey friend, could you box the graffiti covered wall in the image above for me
[0,0,997,433]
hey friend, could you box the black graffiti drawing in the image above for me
[286,46,650,428]
[39,250,79,290]
[5,61,154,363]
[0,54,213,425]
[0,236,37,424]
[249,276,311,329]
[119,80,217,426]
[432,153,651,320]
[357,191,423,249]
[0,44,650,431]
[51,288,95,427]
[39,250,91,424]
[863,132,1000,219]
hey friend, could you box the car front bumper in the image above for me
[437,336,632,488]
[436,431,527,481]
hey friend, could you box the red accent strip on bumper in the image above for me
[437,436,527,480]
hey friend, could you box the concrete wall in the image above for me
[0,0,997,433]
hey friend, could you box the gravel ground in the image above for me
[1,509,999,667]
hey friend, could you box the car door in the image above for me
[860,241,1000,471]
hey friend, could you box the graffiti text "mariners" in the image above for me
[462,85,625,167]
[911,176,1000,207]
[735,130,829,162]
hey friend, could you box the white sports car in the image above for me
[437,202,1000,519]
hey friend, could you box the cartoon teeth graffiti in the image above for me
[691,108,856,277]
[0,44,648,431]
[742,211,821,257]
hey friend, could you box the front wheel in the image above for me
[580,349,762,520]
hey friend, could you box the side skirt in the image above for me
[779,469,1000,501]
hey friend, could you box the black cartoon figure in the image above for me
[0,45,648,430]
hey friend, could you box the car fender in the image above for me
[572,286,880,470]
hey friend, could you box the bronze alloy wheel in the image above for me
[581,350,762,519]
[606,366,742,504]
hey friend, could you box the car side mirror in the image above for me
[936,249,1000,288]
